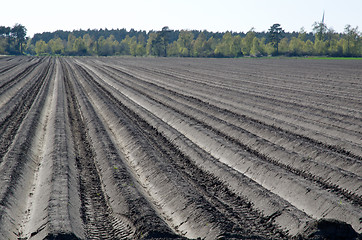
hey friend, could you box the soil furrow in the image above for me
[18,58,85,239]
[1,56,361,239]
[0,60,50,162]
[109,62,362,155]
[63,59,135,239]
[126,62,362,123]
[0,58,55,239]
[102,62,362,160]
[73,61,259,239]
[63,58,180,239]
[75,60,361,233]
[134,59,362,116]
[119,68,362,176]
[72,60,315,236]
[0,57,41,94]
[99,90,290,239]
[94,62,362,176]
[92,63,361,203]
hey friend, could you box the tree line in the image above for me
[0,24,27,55]
[1,22,361,57]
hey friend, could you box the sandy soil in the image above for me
[0,56,361,239]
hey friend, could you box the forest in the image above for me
[0,23,361,57]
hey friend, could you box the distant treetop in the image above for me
[1,23,361,57]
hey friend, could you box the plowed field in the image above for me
[0,56,361,239]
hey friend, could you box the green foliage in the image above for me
[66,34,76,54]
[19,23,361,58]
[314,39,328,55]
[241,31,255,55]
[278,38,289,55]
[328,39,343,57]
[303,40,314,55]
[146,32,157,56]
[298,27,307,41]
[215,32,233,57]
[192,32,206,57]
[250,37,265,57]
[73,37,87,55]
[35,40,49,55]
[48,38,64,55]
[343,25,360,56]
[0,24,27,55]
[313,21,328,41]
[177,30,194,57]
[0,38,7,53]
[11,24,27,54]
[166,41,179,57]
[289,37,304,56]
[265,42,275,56]
[147,27,170,56]
[83,34,94,55]
[231,35,243,57]
[97,36,113,56]
[268,24,285,55]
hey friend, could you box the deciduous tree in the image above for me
[48,37,64,54]
[35,40,49,55]
[343,24,359,56]
[298,27,307,41]
[241,30,255,55]
[278,37,289,55]
[146,32,156,55]
[21,25,362,57]
[313,21,328,41]
[250,37,263,57]
[177,30,194,57]
[192,32,207,57]
[73,37,87,55]
[303,40,314,55]
[289,37,304,56]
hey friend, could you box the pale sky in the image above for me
[2,0,361,37]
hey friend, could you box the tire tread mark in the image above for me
[0,59,50,162]
[62,60,134,240]
[75,62,289,239]
[111,65,362,162]
[100,66,361,207]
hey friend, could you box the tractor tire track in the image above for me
[63,59,136,239]
[90,62,362,205]
[75,59,361,233]
[1,56,360,239]
[0,58,50,162]
[63,58,181,239]
[106,59,362,156]
[73,60,312,237]
[71,61,288,239]
[0,58,55,239]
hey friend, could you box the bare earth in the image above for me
[0,56,361,239]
